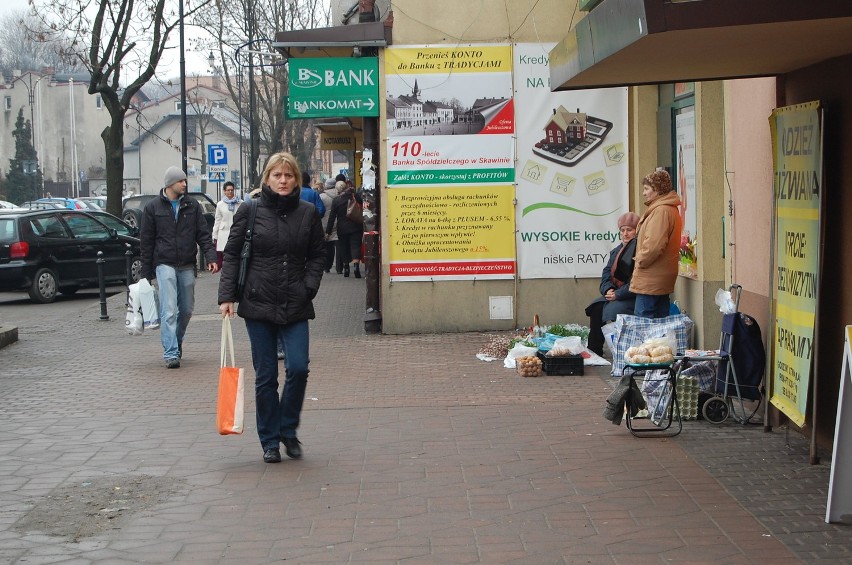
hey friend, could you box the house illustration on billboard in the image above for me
[543,106,586,146]
[533,105,613,167]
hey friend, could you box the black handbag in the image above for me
[236,199,259,298]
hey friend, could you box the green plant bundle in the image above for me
[545,323,590,341]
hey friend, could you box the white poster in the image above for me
[513,44,629,279]
[676,108,698,278]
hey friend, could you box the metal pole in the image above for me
[246,0,258,189]
[238,71,245,198]
[125,244,133,306]
[179,0,188,174]
[360,2,381,334]
[97,251,109,320]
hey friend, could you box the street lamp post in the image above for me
[234,38,285,192]
[179,0,188,174]
[23,73,46,197]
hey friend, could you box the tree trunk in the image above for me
[102,116,126,217]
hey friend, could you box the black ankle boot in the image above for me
[354,264,361,278]
[343,265,350,277]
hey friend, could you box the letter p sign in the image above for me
[207,144,228,166]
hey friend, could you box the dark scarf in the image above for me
[259,183,302,212]
[610,238,636,288]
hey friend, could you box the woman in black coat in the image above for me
[218,152,326,463]
[326,183,364,278]
[585,212,639,355]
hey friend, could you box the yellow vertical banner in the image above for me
[768,101,822,427]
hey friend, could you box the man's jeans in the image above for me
[245,318,310,451]
[155,265,196,360]
[634,293,670,319]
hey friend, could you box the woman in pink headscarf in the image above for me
[585,212,640,355]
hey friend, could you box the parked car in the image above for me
[0,201,19,209]
[0,209,142,303]
[121,192,216,232]
[36,197,88,210]
[79,196,107,210]
[20,200,65,210]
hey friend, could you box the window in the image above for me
[96,95,102,109]
[30,216,70,239]
[175,101,183,111]
[0,219,15,243]
[4,96,11,111]
[212,101,226,108]
[62,214,110,240]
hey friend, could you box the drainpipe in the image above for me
[360,1,381,333]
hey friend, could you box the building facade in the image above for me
[0,70,110,198]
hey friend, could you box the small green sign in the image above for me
[287,57,379,119]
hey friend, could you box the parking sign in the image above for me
[208,144,228,166]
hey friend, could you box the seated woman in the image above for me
[585,212,639,355]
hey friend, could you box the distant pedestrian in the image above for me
[140,166,219,369]
[212,181,241,269]
[300,171,325,218]
[319,178,337,273]
[326,180,363,278]
[218,152,326,463]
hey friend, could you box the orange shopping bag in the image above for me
[217,317,245,435]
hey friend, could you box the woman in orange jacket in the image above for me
[630,169,683,318]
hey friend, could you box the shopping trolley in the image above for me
[677,284,766,425]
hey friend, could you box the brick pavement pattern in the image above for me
[0,271,849,563]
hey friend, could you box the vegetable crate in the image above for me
[536,351,584,376]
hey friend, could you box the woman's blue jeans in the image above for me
[155,264,195,360]
[244,318,310,451]
[634,294,671,319]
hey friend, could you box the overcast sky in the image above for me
[0,0,213,79]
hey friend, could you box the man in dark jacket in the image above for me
[140,166,218,369]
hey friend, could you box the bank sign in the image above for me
[287,57,379,118]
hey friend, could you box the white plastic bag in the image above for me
[504,342,538,369]
[601,321,618,356]
[137,278,160,330]
[125,283,144,336]
[547,336,583,356]
[715,288,736,314]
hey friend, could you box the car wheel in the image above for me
[123,209,141,229]
[59,286,80,296]
[130,257,143,283]
[28,268,59,303]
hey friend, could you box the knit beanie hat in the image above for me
[163,166,187,188]
[643,169,673,195]
[324,178,336,190]
[617,212,640,229]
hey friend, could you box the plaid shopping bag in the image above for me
[610,313,694,376]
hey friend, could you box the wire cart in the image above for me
[678,284,766,424]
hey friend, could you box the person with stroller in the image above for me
[631,169,683,318]
[585,212,639,355]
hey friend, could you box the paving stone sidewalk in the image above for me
[0,271,848,564]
